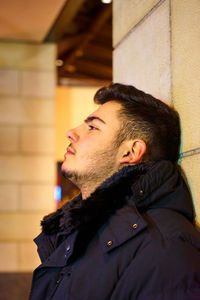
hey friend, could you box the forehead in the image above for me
[89,101,122,124]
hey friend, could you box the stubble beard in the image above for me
[62,145,119,195]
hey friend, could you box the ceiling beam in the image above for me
[58,77,111,87]
[74,59,112,79]
[63,4,112,67]
[84,42,112,62]
[45,0,85,42]
[57,33,85,57]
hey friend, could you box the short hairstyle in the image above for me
[94,83,180,162]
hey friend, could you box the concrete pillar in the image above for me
[0,42,56,271]
[113,0,200,222]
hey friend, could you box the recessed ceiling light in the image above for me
[101,0,112,4]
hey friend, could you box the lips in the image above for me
[67,146,75,154]
[64,145,76,158]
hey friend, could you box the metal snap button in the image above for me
[107,240,113,246]
[132,223,138,229]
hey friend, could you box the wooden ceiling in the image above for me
[0,0,112,86]
[45,0,112,86]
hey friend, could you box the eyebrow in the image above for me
[84,116,106,124]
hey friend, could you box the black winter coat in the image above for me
[29,161,200,300]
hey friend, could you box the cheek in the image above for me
[78,136,97,149]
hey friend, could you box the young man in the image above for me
[29,83,200,300]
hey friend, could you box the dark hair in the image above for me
[94,83,180,162]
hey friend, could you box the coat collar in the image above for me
[35,160,195,263]
[35,206,147,268]
[41,160,194,238]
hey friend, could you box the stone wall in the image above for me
[113,0,200,222]
[0,42,56,271]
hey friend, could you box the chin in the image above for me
[61,161,66,172]
[61,159,71,170]
[61,168,73,179]
[61,162,70,175]
[61,163,76,179]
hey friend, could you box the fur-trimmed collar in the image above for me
[41,160,194,239]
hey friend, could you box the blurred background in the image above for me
[0,0,199,299]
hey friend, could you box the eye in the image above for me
[88,124,97,131]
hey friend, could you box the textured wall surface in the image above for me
[0,42,56,271]
[114,0,171,103]
[113,0,160,46]
[172,0,200,152]
[113,0,200,222]
[172,0,200,224]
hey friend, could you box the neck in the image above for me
[79,178,105,200]
[81,187,94,200]
[65,163,121,200]
[78,170,120,200]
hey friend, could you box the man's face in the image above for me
[61,101,124,188]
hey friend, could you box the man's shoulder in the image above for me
[141,208,200,265]
[107,207,200,299]
[144,207,199,239]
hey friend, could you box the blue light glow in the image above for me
[54,185,62,202]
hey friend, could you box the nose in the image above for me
[66,128,79,143]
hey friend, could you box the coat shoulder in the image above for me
[140,208,200,271]
[144,208,200,242]
[111,209,200,300]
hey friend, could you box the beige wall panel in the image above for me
[56,86,98,161]
[0,155,55,182]
[0,43,56,71]
[0,126,19,152]
[21,71,55,98]
[0,242,18,271]
[20,184,55,211]
[18,242,40,271]
[172,0,200,151]
[113,0,171,103]
[0,212,46,240]
[0,184,19,211]
[0,70,19,95]
[21,127,54,154]
[0,98,54,125]
[181,154,200,223]
[113,0,161,46]
[0,42,56,272]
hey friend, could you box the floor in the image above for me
[0,273,32,300]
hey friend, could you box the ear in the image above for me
[119,139,146,165]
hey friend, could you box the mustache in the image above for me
[68,143,76,153]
